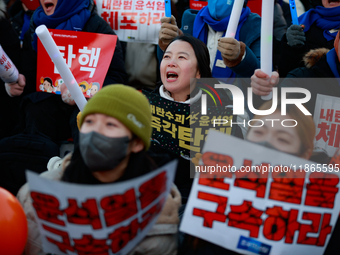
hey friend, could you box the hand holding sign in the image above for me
[5,74,26,97]
[60,83,76,106]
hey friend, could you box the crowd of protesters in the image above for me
[1,0,340,254]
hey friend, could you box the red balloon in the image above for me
[0,187,28,255]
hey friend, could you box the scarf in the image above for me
[193,6,250,80]
[32,0,92,50]
[62,146,156,184]
[298,6,340,41]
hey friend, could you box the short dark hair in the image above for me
[80,84,86,90]
[165,35,212,78]
[44,77,53,86]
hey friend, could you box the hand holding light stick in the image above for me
[260,0,274,100]
[35,25,87,111]
[225,0,245,38]
[0,45,19,83]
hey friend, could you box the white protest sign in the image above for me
[0,45,19,83]
[314,94,340,157]
[96,0,165,44]
[26,160,177,255]
[180,130,340,255]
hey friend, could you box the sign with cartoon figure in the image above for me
[26,160,177,255]
[37,29,116,98]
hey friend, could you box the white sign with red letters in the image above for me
[96,0,165,44]
[26,160,176,255]
[180,130,340,255]
[314,94,340,157]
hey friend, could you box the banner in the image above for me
[96,0,165,44]
[143,91,235,159]
[37,29,116,98]
[26,160,177,255]
[180,130,340,255]
[314,94,340,157]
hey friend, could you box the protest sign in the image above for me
[314,94,340,157]
[26,160,177,255]
[96,0,165,44]
[143,91,235,159]
[180,130,340,255]
[37,29,116,98]
[0,45,18,83]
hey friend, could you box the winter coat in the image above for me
[279,22,335,77]
[17,152,182,255]
[280,48,340,115]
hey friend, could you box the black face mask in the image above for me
[253,141,302,157]
[79,132,130,172]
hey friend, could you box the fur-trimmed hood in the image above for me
[303,48,330,68]
[0,0,6,20]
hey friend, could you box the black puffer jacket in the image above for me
[279,22,335,77]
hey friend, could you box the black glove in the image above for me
[286,24,306,47]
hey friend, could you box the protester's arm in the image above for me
[250,69,279,108]
[158,15,183,52]
[4,74,26,97]
[278,25,307,77]
[218,37,261,78]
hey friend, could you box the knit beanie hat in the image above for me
[79,84,152,150]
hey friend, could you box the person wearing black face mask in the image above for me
[17,84,182,255]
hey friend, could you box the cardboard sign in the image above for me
[26,160,177,255]
[96,0,165,44]
[143,91,235,159]
[189,0,207,10]
[37,29,117,98]
[180,130,340,255]
[314,94,340,157]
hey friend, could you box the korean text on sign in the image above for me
[97,0,165,44]
[180,130,340,255]
[26,160,176,255]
